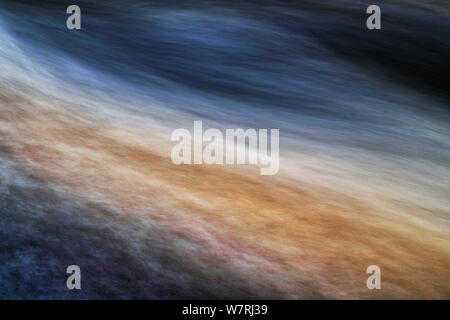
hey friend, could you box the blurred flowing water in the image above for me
[0,0,449,298]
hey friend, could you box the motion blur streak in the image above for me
[0,0,449,299]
